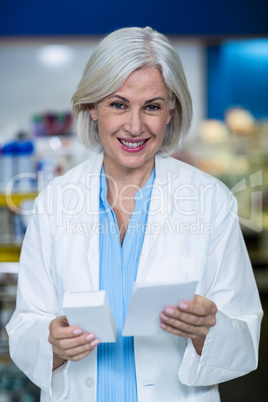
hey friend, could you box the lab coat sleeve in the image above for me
[6,191,68,401]
[179,194,263,386]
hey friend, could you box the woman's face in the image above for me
[89,67,174,174]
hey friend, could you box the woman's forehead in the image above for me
[107,67,169,99]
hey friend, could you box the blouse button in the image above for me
[85,377,94,388]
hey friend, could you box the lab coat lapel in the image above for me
[77,152,104,291]
[136,154,179,281]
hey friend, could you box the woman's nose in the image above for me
[124,110,144,136]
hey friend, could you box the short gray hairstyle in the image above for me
[72,26,192,153]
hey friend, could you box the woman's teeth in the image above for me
[120,140,146,148]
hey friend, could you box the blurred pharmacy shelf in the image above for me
[0,264,18,274]
[0,192,37,208]
[0,262,40,400]
[0,192,37,263]
[175,118,268,293]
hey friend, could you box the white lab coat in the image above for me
[7,152,263,402]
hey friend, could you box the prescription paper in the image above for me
[122,281,198,337]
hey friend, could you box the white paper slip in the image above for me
[63,290,117,343]
[122,281,198,337]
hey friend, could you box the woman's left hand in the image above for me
[160,295,217,355]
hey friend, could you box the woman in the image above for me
[7,27,262,402]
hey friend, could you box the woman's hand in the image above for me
[160,295,217,355]
[48,316,99,370]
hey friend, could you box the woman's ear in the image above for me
[166,97,176,124]
[88,104,98,121]
[166,108,175,125]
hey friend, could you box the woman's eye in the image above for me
[146,104,160,111]
[111,102,125,109]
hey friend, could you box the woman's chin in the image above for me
[115,154,155,172]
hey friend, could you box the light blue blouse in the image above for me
[97,166,155,402]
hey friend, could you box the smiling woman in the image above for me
[88,67,174,177]
[7,27,263,402]
[72,27,192,154]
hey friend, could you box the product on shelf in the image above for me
[0,134,35,193]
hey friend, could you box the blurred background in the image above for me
[0,0,267,400]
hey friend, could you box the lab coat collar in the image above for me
[154,153,180,186]
[78,151,179,189]
[79,151,104,190]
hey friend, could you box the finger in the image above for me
[160,305,217,330]
[161,307,216,328]
[178,297,217,317]
[50,326,84,341]
[52,332,96,351]
[66,348,96,362]
[160,314,210,337]
[50,327,83,340]
[160,320,205,339]
[49,318,84,341]
[54,338,99,361]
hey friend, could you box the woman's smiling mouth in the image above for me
[118,138,150,152]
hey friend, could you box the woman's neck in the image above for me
[103,155,155,195]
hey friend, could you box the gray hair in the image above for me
[72,26,192,153]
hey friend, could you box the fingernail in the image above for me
[165,307,175,315]
[160,322,167,329]
[73,329,82,336]
[179,302,188,310]
[86,333,95,341]
[90,339,99,347]
[160,313,169,321]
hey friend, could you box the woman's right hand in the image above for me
[48,315,99,370]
